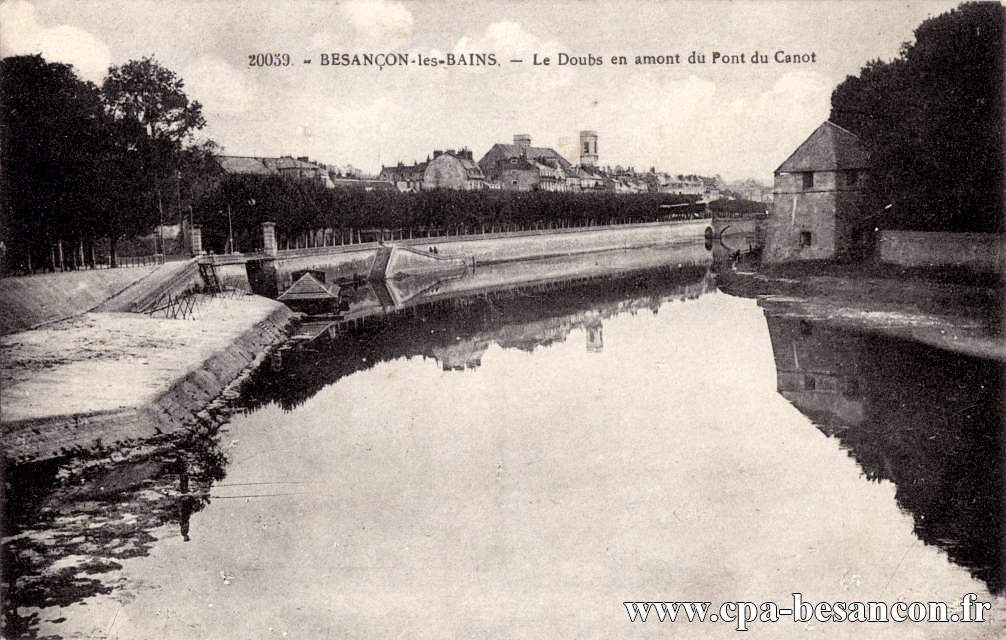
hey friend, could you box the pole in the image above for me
[175,170,184,252]
[157,187,165,255]
[227,204,234,254]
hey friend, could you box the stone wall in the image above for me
[878,231,1004,272]
[764,171,839,262]
[258,220,708,285]
[1,265,159,335]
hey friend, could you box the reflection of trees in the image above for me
[765,313,1004,594]
[238,265,712,412]
[1,429,228,638]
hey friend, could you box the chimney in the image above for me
[514,134,531,149]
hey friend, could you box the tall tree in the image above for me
[0,55,105,272]
[100,56,209,261]
[830,2,1003,232]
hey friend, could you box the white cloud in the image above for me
[754,71,832,128]
[453,20,572,86]
[340,0,414,47]
[455,20,564,60]
[182,56,261,116]
[0,1,111,82]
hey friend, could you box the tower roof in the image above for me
[774,121,870,173]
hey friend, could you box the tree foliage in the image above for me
[830,2,1003,232]
[194,174,705,253]
[1,54,212,272]
[0,55,106,271]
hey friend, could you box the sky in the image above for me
[1,0,965,182]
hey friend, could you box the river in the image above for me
[3,243,1003,639]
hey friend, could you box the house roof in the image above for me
[775,121,871,173]
[216,154,326,175]
[453,155,486,179]
[480,143,573,171]
[274,156,320,171]
[571,164,604,179]
[215,155,277,175]
[380,162,428,181]
[278,273,337,301]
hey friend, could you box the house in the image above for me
[575,165,608,191]
[763,121,871,262]
[662,174,705,196]
[215,154,332,188]
[378,160,428,192]
[487,155,542,191]
[479,134,574,191]
[422,148,487,191]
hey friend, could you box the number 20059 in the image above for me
[248,53,291,66]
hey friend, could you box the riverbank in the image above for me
[717,260,1004,360]
[1,294,294,462]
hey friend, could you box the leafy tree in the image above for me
[0,55,106,272]
[100,56,210,261]
[102,57,205,146]
[830,2,1003,232]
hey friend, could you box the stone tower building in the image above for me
[579,130,598,167]
[764,121,871,263]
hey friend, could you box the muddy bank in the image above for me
[717,266,1003,360]
[1,295,295,463]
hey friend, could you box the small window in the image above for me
[805,375,816,391]
[799,231,813,247]
[801,172,814,190]
[846,170,859,186]
[583,142,590,154]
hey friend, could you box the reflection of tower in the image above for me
[765,313,865,430]
[579,130,598,167]
[586,320,603,353]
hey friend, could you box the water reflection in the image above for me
[3,250,1004,638]
[2,428,228,638]
[763,309,1004,595]
[238,263,713,412]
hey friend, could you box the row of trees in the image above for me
[195,175,706,252]
[0,55,214,274]
[830,1,1003,233]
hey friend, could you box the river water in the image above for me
[3,244,1003,639]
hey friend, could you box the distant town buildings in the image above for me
[764,120,871,263]
[215,155,393,191]
[378,160,427,192]
[219,130,770,201]
[422,148,487,191]
[579,130,599,167]
[478,134,575,192]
